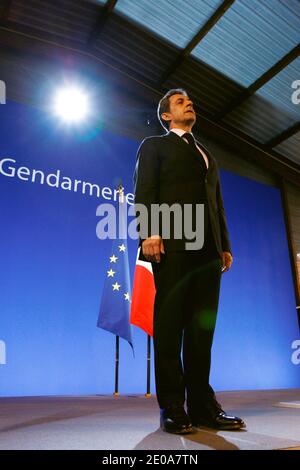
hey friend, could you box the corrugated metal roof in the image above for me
[223,93,299,143]
[275,131,300,165]
[95,0,300,159]
[192,0,300,86]
[94,13,179,83]
[223,56,300,143]
[112,0,223,49]
[165,56,242,116]
[1,0,299,166]
[9,0,99,44]
[256,56,300,120]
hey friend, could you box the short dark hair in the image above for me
[157,88,188,131]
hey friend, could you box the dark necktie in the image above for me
[182,132,208,170]
[182,132,197,149]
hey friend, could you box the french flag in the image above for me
[130,248,156,336]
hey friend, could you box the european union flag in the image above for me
[97,190,133,348]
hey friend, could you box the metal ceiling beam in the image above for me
[157,0,235,86]
[87,0,118,47]
[266,121,300,148]
[215,43,300,121]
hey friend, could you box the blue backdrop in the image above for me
[0,100,299,396]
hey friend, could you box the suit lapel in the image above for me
[195,139,214,176]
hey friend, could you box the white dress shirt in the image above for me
[170,128,209,169]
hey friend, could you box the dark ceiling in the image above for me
[0,0,299,183]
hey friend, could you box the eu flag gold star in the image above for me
[112,282,121,291]
[107,269,115,277]
[110,255,118,263]
[118,244,126,252]
[124,292,130,301]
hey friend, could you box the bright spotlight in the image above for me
[53,86,89,123]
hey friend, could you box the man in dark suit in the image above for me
[134,89,245,434]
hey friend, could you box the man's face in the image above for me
[162,93,196,129]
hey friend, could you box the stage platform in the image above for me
[0,389,299,450]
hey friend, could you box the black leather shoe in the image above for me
[160,405,193,434]
[192,411,246,430]
[188,393,245,431]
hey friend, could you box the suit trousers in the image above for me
[152,215,222,411]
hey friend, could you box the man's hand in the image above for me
[222,251,233,273]
[142,235,165,263]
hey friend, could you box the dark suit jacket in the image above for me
[133,131,232,258]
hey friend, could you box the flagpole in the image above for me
[113,183,122,397]
[145,334,152,397]
[113,335,120,396]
